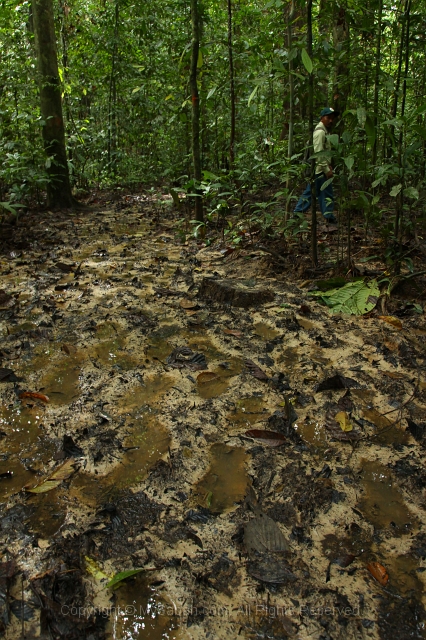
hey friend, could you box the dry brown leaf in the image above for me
[19,391,50,403]
[244,359,269,381]
[197,372,218,384]
[367,561,389,586]
[378,316,403,330]
[223,329,243,337]
[245,430,286,447]
[180,299,198,309]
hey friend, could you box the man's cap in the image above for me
[320,107,339,118]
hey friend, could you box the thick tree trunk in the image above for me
[307,0,317,266]
[227,0,236,167]
[32,0,73,208]
[190,0,203,223]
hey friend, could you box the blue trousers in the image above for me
[294,173,334,218]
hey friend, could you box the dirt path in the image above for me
[0,199,425,639]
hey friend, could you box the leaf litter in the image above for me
[0,201,425,639]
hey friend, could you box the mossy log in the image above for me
[198,277,275,308]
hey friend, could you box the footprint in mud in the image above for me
[195,443,249,514]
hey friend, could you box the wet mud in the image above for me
[1,203,425,639]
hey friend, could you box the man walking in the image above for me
[294,107,339,224]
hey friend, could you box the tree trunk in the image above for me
[372,0,383,166]
[285,0,295,220]
[190,0,203,223]
[108,1,119,174]
[307,0,317,266]
[227,0,236,167]
[395,0,411,241]
[332,3,349,115]
[32,0,73,208]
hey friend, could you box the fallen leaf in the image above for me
[106,568,144,590]
[334,411,353,432]
[325,411,361,441]
[61,344,77,355]
[0,368,23,383]
[367,561,389,586]
[244,359,269,381]
[333,554,356,568]
[383,371,405,380]
[223,329,243,337]
[197,372,218,384]
[19,391,49,403]
[378,315,403,330]
[180,299,198,309]
[245,430,286,447]
[85,556,111,582]
[315,374,359,392]
[26,458,77,494]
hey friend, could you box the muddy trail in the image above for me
[0,196,426,639]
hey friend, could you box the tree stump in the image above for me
[198,277,275,308]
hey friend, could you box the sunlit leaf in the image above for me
[301,48,313,74]
[106,569,144,590]
[334,411,353,432]
[85,557,111,582]
[378,315,403,330]
[389,183,402,197]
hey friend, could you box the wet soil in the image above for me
[0,200,426,639]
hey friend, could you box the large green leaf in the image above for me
[312,280,379,315]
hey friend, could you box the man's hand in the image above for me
[326,169,333,179]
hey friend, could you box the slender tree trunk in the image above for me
[307,0,317,265]
[389,4,407,157]
[227,0,236,167]
[190,0,203,222]
[32,0,73,208]
[395,0,411,241]
[332,2,349,114]
[285,0,295,220]
[108,1,119,174]
[372,0,383,166]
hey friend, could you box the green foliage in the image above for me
[311,280,380,315]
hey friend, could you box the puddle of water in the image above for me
[40,353,84,405]
[195,444,248,514]
[8,321,38,334]
[385,554,424,596]
[322,527,371,559]
[0,405,55,500]
[297,317,316,331]
[70,417,170,506]
[92,341,138,370]
[227,396,268,427]
[117,376,175,413]
[277,347,300,368]
[108,573,180,640]
[146,325,181,361]
[254,322,279,341]
[358,460,417,534]
[196,357,243,400]
[362,408,409,446]
[294,420,327,448]
[26,488,66,538]
[183,334,227,361]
